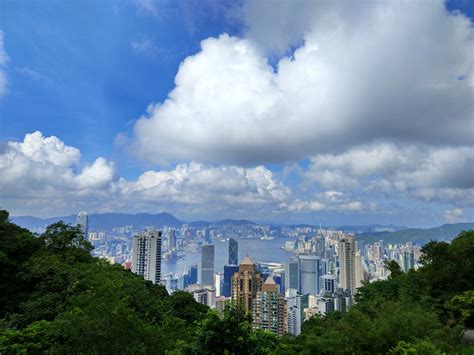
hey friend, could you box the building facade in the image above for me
[231,256,263,313]
[252,276,287,336]
[131,230,162,284]
[201,245,215,286]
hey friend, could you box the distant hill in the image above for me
[215,219,256,226]
[356,223,474,244]
[12,212,182,231]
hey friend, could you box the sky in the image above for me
[0,0,473,227]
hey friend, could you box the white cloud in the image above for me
[115,162,290,205]
[287,199,325,212]
[339,201,363,212]
[0,30,10,98]
[0,132,114,202]
[444,208,463,223]
[0,132,290,217]
[305,142,474,206]
[131,1,473,165]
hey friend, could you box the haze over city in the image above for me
[1,0,473,226]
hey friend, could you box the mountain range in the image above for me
[10,212,473,244]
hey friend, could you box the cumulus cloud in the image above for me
[305,142,474,206]
[115,162,290,205]
[0,132,290,217]
[131,1,473,165]
[0,30,9,98]
[0,132,114,201]
[444,208,463,223]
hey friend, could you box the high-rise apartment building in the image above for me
[354,251,365,289]
[338,236,356,295]
[131,230,162,284]
[285,288,302,336]
[299,255,321,295]
[228,238,238,265]
[76,211,89,240]
[201,245,215,286]
[252,276,287,336]
[231,256,263,313]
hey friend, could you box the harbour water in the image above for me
[162,237,295,276]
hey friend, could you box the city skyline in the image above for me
[1,0,473,226]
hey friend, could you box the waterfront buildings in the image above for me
[131,230,162,284]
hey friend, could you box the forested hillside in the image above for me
[1,210,473,354]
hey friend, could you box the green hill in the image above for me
[356,222,474,244]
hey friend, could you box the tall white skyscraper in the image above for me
[338,236,356,295]
[285,288,302,336]
[75,211,89,240]
[214,272,223,297]
[132,230,162,284]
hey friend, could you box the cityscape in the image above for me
[71,209,425,336]
[1,0,473,353]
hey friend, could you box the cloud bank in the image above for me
[131,0,473,165]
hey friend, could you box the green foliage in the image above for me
[1,209,473,354]
[191,304,277,354]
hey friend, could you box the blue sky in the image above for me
[0,0,473,226]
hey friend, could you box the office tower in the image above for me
[285,288,302,336]
[168,229,176,250]
[228,238,238,265]
[231,256,263,312]
[338,236,356,295]
[188,264,198,285]
[285,258,300,291]
[322,274,337,294]
[131,230,162,284]
[215,272,223,297]
[354,251,365,289]
[201,245,215,286]
[76,211,89,240]
[252,276,287,336]
[222,265,239,297]
[402,248,415,272]
[299,255,321,295]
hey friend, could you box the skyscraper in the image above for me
[222,264,239,297]
[402,248,415,271]
[231,256,263,313]
[299,255,321,295]
[285,288,302,336]
[168,229,176,250]
[228,238,238,265]
[131,230,162,284]
[201,245,215,286]
[215,272,223,297]
[76,211,89,240]
[338,236,356,295]
[285,257,300,291]
[354,251,365,289]
[252,275,287,336]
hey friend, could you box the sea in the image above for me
[162,237,295,276]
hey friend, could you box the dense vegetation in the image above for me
[0,209,473,354]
